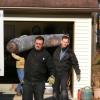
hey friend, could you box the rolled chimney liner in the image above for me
[6,34,63,53]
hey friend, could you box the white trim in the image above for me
[88,18,92,85]
[0,10,4,76]
[4,17,75,22]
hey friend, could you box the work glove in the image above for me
[77,74,81,81]
[47,75,55,85]
[20,80,24,86]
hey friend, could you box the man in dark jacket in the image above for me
[23,36,55,100]
[53,35,80,100]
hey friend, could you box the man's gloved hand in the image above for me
[20,80,24,86]
[47,75,55,85]
[77,74,81,81]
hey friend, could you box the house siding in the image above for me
[73,18,92,99]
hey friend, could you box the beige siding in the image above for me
[73,18,92,99]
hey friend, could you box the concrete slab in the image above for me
[0,84,73,100]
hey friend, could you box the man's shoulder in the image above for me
[67,47,75,55]
[55,46,60,52]
[27,48,34,56]
[43,48,50,54]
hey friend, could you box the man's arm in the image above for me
[11,53,24,60]
[46,52,55,76]
[46,51,55,84]
[70,51,81,81]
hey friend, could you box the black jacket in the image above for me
[24,47,55,82]
[53,46,80,75]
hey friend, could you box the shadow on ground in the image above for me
[0,93,15,100]
[0,93,53,100]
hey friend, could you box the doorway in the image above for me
[1,21,74,96]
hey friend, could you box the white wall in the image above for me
[0,10,4,76]
[73,18,92,99]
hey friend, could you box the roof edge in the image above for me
[0,7,100,13]
[0,7,99,9]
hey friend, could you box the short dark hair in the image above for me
[62,34,70,43]
[35,36,44,43]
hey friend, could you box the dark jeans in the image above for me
[53,72,69,100]
[22,80,45,100]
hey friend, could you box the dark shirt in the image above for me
[24,47,55,82]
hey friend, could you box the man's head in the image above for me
[60,35,70,48]
[34,36,44,50]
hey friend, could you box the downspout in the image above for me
[97,1,100,48]
[91,12,97,63]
